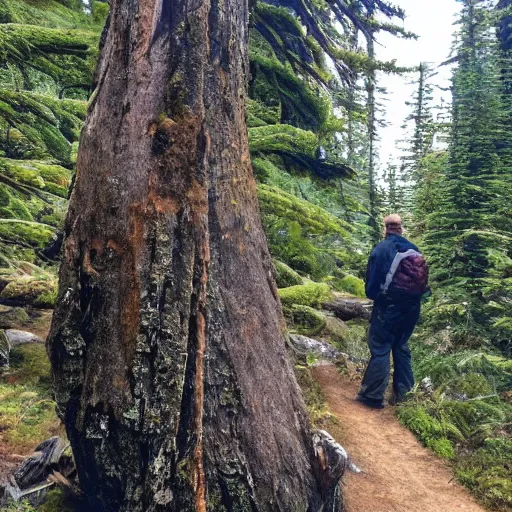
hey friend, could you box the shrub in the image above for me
[284,305,326,336]
[335,274,365,297]
[273,259,303,288]
[278,282,332,308]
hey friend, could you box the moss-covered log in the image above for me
[258,184,351,237]
[47,1,345,510]
[0,158,70,261]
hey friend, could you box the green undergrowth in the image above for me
[259,184,364,280]
[336,318,370,361]
[0,0,98,28]
[0,342,60,453]
[0,219,55,260]
[284,304,326,336]
[2,489,87,512]
[0,159,71,264]
[294,364,335,428]
[397,328,512,510]
[273,259,303,288]
[0,92,87,163]
[259,184,351,238]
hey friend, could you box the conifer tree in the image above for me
[422,0,512,350]
[0,0,102,262]
[399,63,437,230]
[382,160,403,214]
[403,63,436,177]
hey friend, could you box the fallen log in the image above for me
[1,437,74,507]
[323,296,372,321]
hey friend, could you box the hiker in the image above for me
[357,214,429,409]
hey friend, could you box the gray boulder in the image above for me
[288,334,345,360]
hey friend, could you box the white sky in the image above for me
[375,0,461,172]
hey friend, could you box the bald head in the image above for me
[384,214,403,236]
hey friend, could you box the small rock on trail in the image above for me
[313,365,487,512]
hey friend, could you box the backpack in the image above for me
[381,249,429,297]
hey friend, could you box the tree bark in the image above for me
[364,5,380,244]
[47,1,344,511]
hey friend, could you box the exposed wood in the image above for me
[14,437,70,491]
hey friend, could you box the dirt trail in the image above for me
[313,365,486,512]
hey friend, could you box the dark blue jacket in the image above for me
[365,234,420,301]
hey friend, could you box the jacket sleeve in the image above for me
[365,251,381,300]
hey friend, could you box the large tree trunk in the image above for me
[47,1,344,511]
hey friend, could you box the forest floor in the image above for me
[0,310,57,485]
[313,364,487,512]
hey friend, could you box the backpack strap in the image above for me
[381,249,422,294]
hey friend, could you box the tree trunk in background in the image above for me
[344,22,359,224]
[47,1,344,511]
[365,14,380,244]
[412,63,426,165]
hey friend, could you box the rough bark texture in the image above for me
[47,1,343,510]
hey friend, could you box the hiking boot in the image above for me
[388,395,401,406]
[389,393,411,406]
[356,396,384,410]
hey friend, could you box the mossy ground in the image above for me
[294,364,337,428]
[0,343,61,453]
[284,304,326,336]
[2,489,87,512]
[278,282,332,308]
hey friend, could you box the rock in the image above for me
[288,334,344,360]
[323,295,372,321]
[285,305,326,336]
[0,277,57,308]
[273,259,303,288]
[324,315,349,342]
[420,377,434,394]
[0,329,9,368]
[0,305,30,329]
[5,329,42,345]
[0,329,42,369]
